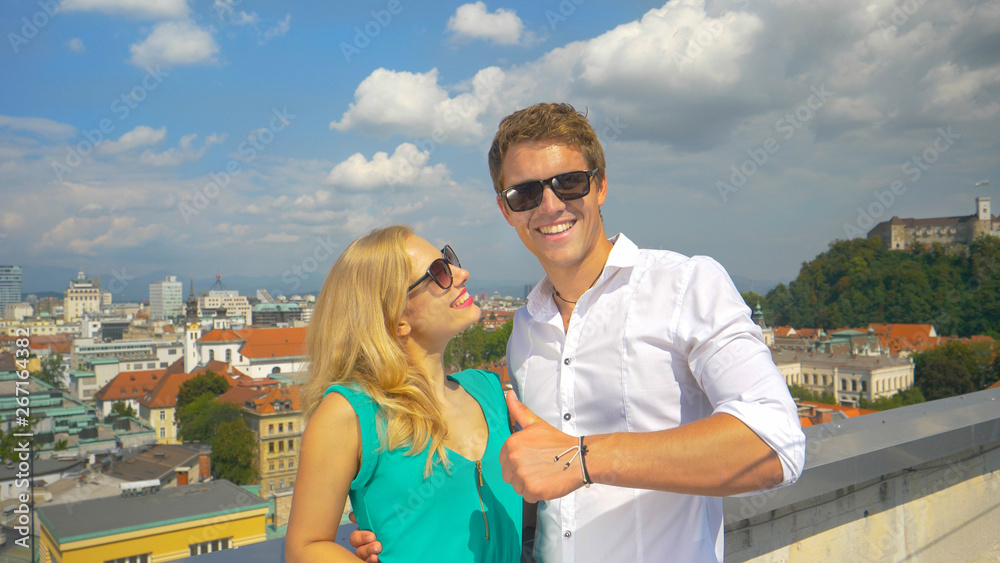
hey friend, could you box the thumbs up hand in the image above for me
[500,392,587,503]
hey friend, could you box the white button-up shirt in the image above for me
[507,234,805,563]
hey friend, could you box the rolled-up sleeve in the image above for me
[675,257,806,489]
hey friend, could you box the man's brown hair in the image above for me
[488,102,606,196]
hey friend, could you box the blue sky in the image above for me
[1,0,998,298]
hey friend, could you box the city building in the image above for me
[771,348,914,407]
[191,326,307,379]
[3,301,32,320]
[217,383,303,499]
[0,358,156,459]
[63,272,102,322]
[251,302,303,327]
[150,275,184,321]
[0,265,22,315]
[868,196,999,249]
[36,479,270,563]
[199,276,252,326]
[105,443,212,488]
[137,359,241,444]
[94,368,167,418]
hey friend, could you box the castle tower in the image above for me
[977,196,991,221]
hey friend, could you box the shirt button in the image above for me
[564,358,571,365]
[563,413,571,421]
[564,531,572,538]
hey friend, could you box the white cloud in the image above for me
[261,14,291,43]
[0,115,76,138]
[129,20,219,67]
[330,67,505,144]
[60,0,189,19]
[325,143,452,191]
[138,133,225,166]
[67,38,86,52]
[39,216,169,256]
[447,2,525,45]
[96,125,167,154]
[252,232,301,244]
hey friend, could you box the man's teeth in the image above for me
[539,222,573,235]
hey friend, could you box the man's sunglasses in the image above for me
[408,245,461,293]
[500,169,600,212]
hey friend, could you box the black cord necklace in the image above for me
[553,269,604,305]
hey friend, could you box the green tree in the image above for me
[211,419,259,485]
[111,401,136,418]
[787,384,836,405]
[32,353,65,390]
[915,357,976,401]
[859,387,926,411]
[444,321,513,371]
[177,394,243,443]
[177,371,231,411]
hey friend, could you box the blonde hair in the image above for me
[488,102,607,196]
[303,225,449,475]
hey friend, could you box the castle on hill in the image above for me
[868,196,998,249]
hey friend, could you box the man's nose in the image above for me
[536,184,566,214]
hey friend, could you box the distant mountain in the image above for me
[20,266,537,303]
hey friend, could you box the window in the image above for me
[279,460,284,470]
[269,442,274,453]
[270,480,275,490]
[278,423,284,433]
[279,441,285,452]
[189,538,232,556]
[841,379,847,391]
[159,428,165,439]
[269,462,275,472]
[288,439,294,451]
[861,381,868,392]
[209,350,215,361]
[168,349,177,355]
[105,554,151,563]
[159,411,165,421]
[226,349,232,362]
[289,422,294,432]
[279,479,285,489]
[812,374,818,385]
[851,380,857,392]
[289,460,294,470]
[822,375,828,386]
[147,363,155,369]
[268,424,274,434]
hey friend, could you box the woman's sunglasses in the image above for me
[407,245,461,293]
[500,169,600,212]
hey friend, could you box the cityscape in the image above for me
[0,196,998,560]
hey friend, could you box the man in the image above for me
[351,103,804,561]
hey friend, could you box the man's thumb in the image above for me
[505,391,540,428]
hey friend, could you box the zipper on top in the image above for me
[475,459,490,540]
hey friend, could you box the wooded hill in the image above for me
[749,235,1000,338]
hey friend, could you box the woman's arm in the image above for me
[285,392,364,562]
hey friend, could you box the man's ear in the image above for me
[497,195,514,226]
[596,172,608,206]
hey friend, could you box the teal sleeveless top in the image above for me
[324,369,522,562]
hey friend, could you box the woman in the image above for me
[285,225,521,562]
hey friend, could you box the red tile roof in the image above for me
[798,400,877,427]
[218,385,303,414]
[235,327,307,359]
[199,329,245,343]
[139,360,241,409]
[95,369,165,402]
[867,323,939,356]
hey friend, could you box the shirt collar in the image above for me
[525,233,638,319]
